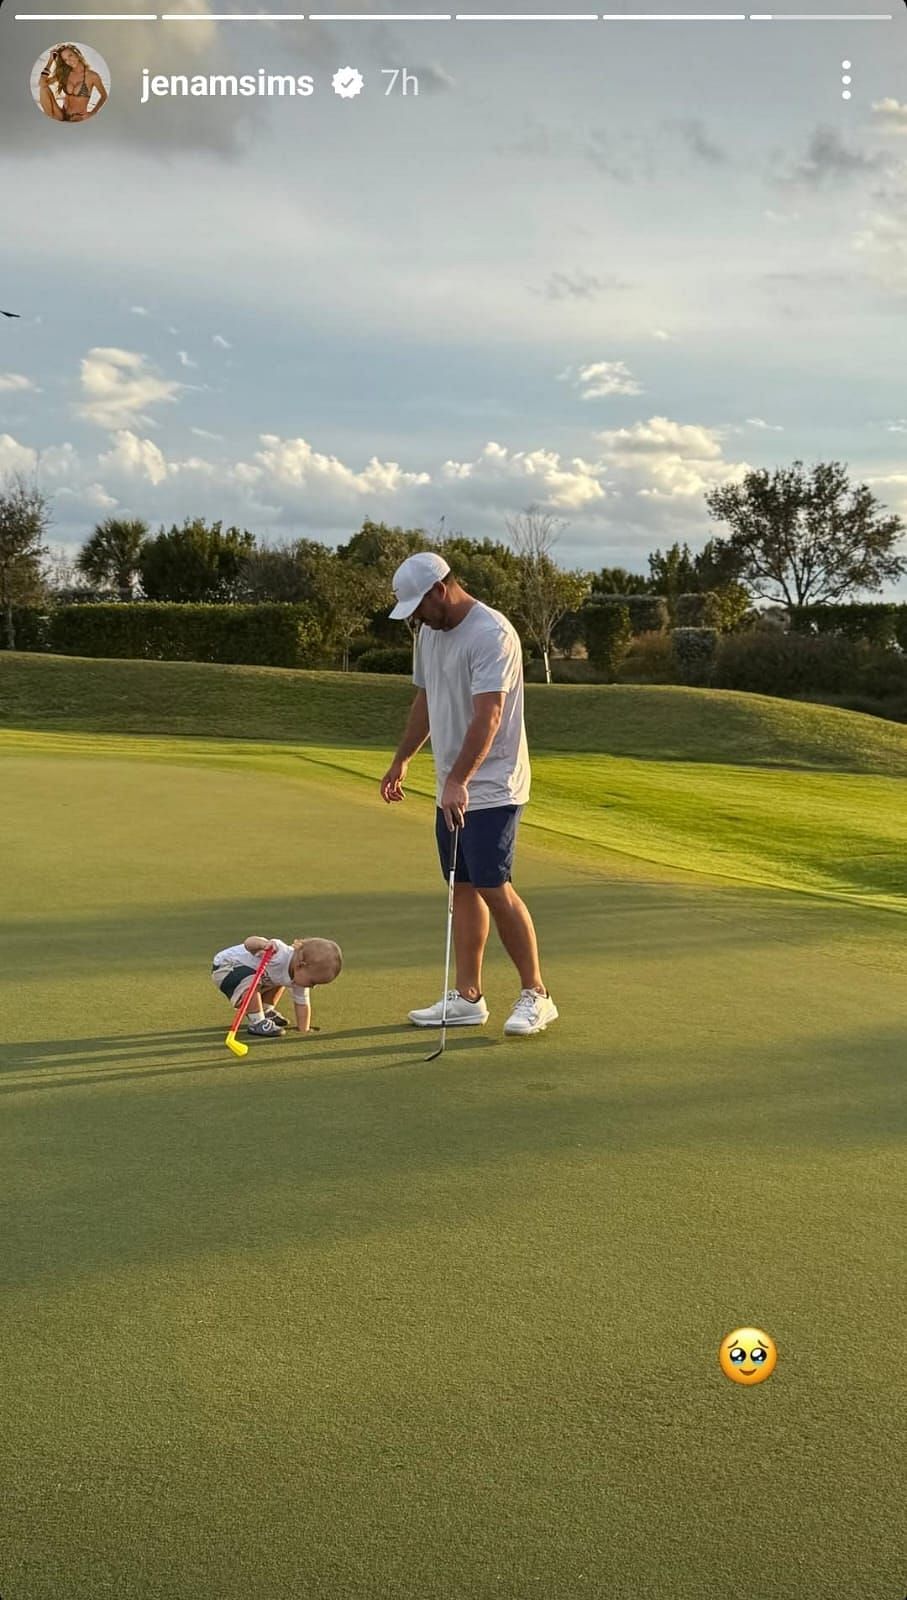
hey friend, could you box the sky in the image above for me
[1,0,907,592]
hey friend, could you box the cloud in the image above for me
[777,125,886,187]
[77,349,183,431]
[652,329,675,342]
[233,434,432,499]
[537,270,631,301]
[0,373,37,394]
[746,417,783,432]
[595,416,748,502]
[178,351,198,370]
[852,198,907,294]
[54,482,119,513]
[442,441,606,513]
[585,128,654,184]
[191,426,224,442]
[561,360,643,400]
[410,65,455,94]
[0,413,767,563]
[98,429,218,487]
[212,335,232,350]
[0,434,37,477]
[664,118,726,165]
[872,99,907,135]
[130,307,150,318]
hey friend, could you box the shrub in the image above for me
[854,642,907,700]
[45,603,323,668]
[790,603,902,647]
[1,608,51,652]
[356,646,414,674]
[585,593,669,636]
[675,591,722,629]
[672,626,719,684]
[715,630,858,695]
[582,601,632,679]
[525,657,604,684]
[617,629,674,683]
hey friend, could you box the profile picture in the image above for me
[31,43,110,123]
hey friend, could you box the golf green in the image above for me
[0,726,904,1599]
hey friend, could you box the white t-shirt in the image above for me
[212,940,310,1004]
[413,601,531,810]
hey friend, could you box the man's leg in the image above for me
[453,883,491,1002]
[477,883,546,995]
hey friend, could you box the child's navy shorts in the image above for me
[435,804,523,888]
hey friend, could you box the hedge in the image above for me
[671,626,718,684]
[356,646,414,675]
[45,603,323,668]
[675,591,723,629]
[583,594,669,636]
[789,603,906,648]
[582,602,632,678]
[1,608,52,652]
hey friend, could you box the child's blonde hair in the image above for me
[292,937,343,984]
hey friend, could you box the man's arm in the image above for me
[244,936,273,954]
[380,689,430,803]
[394,688,430,764]
[449,692,504,785]
[440,692,504,827]
[293,998,312,1032]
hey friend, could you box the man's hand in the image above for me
[380,759,408,804]
[440,777,469,831]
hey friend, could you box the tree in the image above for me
[647,542,700,602]
[506,506,590,683]
[76,517,149,601]
[240,538,387,667]
[138,518,256,602]
[337,520,429,645]
[705,461,907,607]
[0,474,51,650]
[591,565,651,595]
[439,536,523,618]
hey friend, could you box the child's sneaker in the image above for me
[246,1015,285,1038]
[503,990,558,1036]
[408,990,489,1028]
[264,1007,290,1028]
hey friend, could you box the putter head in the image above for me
[424,1031,446,1063]
[225,1031,248,1058]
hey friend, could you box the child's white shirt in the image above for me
[213,940,310,1004]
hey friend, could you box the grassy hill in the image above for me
[3,650,907,775]
[2,653,907,909]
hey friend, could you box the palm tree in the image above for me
[76,517,149,601]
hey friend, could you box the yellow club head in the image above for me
[225,1030,248,1058]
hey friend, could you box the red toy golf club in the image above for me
[225,942,277,1058]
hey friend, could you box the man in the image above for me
[379,551,558,1037]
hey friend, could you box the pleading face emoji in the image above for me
[719,1328,777,1386]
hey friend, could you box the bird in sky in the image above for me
[1,310,21,319]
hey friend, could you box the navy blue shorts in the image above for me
[435,805,523,889]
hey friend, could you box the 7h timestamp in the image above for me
[382,69,419,96]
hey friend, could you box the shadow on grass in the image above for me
[0,1022,497,1086]
[0,1016,903,1291]
[8,879,878,989]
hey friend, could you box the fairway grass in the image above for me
[3,727,906,911]
[1,661,905,1599]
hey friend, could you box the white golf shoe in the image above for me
[408,990,489,1028]
[503,989,559,1036]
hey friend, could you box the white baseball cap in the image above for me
[388,552,451,620]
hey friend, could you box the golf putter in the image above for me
[426,823,460,1062]
[225,942,277,1058]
